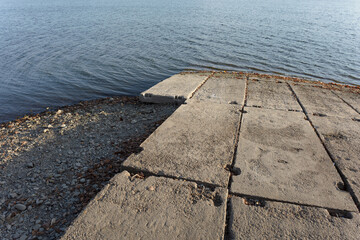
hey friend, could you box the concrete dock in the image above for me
[62,72,360,239]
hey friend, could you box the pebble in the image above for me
[9,192,18,198]
[26,162,34,168]
[228,100,238,104]
[56,110,63,115]
[14,203,26,211]
[33,224,41,231]
[0,98,177,240]
[19,235,27,240]
[50,218,56,226]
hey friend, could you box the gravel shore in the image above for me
[0,96,178,240]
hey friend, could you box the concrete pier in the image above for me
[62,72,360,239]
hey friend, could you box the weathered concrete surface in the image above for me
[246,79,302,111]
[311,115,360,206]
[123,102,240,187]
[140,72,211,103]
[59,72,360,239]
[333,90,360,114]
[228,196,360,240]
[62,171,228,240]
[190,73,246,105]
[232,107,357,211]
[290,83,359,118]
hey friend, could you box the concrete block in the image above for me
[311,115,360,206]
[333,90,360,114]
[62,171,228,240]
[291,83,358,118]
[190,73,246,105]
[123,102,241,187]
[247,79,302,111]
[228,196,360,240]
[231,107,357,211]
[139,72,211,104]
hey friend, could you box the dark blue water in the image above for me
[1,0,360,122]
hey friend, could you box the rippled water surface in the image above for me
[1,0,360,122]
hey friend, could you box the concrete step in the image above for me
[140,72,211,104]
[246,78,302,111]
[290,83,359,118]
[332,90,360,114]
[228,196,360,240]
[189,72,246,105]
[61,171,227,240]
[231,107,357,211]
[310,115,360,208]
[122,101,241,187]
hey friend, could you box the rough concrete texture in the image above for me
[247,75,281,82]
[123,102,240,187]
[62,171,228,240]
[290,83,359,118]
[333,90,360,114]
[139,72,211,103]
[246,79,302,111]
[190,73,246,105]
[228,196,360,240]
[232,107,357,211]
[311,115,360,207]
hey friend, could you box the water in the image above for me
[1,0,360,123]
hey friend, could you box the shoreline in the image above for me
[1,71,359,239]
[2,72,359,127]
[0,96,178,239]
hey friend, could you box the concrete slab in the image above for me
[190,73,246,105]
[62,171,228,240]
[247,73,322,86]
[247,75,283,83]
[231,107,357,211]
[333,90,360,114]
[139,72,211,104]
[228,196,360,240]
[290,83,359,118]
[311,115,360,206]
[122,102,240,187]
[246,79,302,111]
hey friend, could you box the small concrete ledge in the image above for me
[139,72,211,104]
